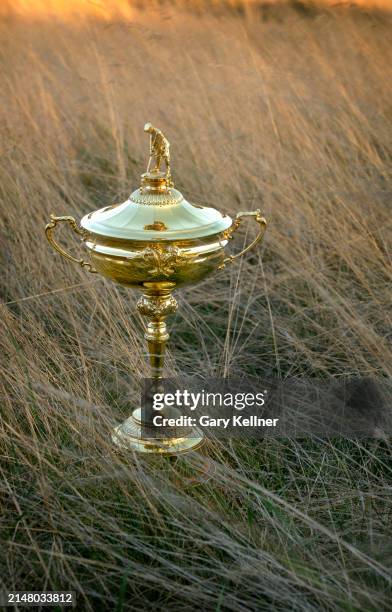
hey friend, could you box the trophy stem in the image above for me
[112,287,204,454]
[137,289,178,381]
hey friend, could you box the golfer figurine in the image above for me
[144,122,173,185]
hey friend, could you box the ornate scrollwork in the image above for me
[130,187,183,207]
[218,210,267,270]
[137,295,178,318]
[45,215,96,273]
[141,244,187,278]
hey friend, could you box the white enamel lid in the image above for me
[81,181,232,241]
[80,123,232,241]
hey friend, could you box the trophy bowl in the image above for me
[45,123,267,454]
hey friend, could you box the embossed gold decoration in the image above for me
[144,221,167,231]
[45,123,267,454]
[142,244,187,277]
[137,293,178,319]
[130,188,182,207]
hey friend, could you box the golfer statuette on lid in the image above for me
[45,124,267,454]
[144,122,172,186]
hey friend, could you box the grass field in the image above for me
[1,2,392,610]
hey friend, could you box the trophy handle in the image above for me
[219,210,267,269]
[45,215,96,273]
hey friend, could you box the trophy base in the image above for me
[112,409,204,455]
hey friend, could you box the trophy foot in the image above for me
[112,409,204,455]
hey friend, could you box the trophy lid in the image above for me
[81,123,232,241]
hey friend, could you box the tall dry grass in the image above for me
[1,0,392,20]
[1,3,392,610]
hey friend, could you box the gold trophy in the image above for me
[45,124,267,454]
